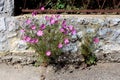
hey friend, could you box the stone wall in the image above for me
[0,0,14,16]
[0,15,120,64]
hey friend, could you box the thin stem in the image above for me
[96,0,101,9]
[117,1,120,9]
[113,0,116,9]
[23,0,27,9]
[101,0,106,9]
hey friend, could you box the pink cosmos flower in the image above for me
[71,29,77,35]
[64,38,69,44]
[62,20,66,27]
[29,38,39,44]
[54,20,58,24]
[63,25,67,29]
[35,39,38,43]
[29,39,35,44]
[37,30,43,36]
[50,18,55,25]
[51,15,56,19]
[45,16,50,21]
[93,37,99,43]
[46,51,51,56]
[31,25,36,30]
[25,36,31,42]
[60,28,65,33]
[64,30,69,35]
[40,24,46,30]
[20,29,25,33]
[40,6,45,11]
[34,38,39,43]
[68,25,73,31]
[22,35,27,40]
[32,10,37,16]
[58,43,63,48]
[26,19,31,24]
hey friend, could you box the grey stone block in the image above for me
[0,0,14,16]
[5,17,16,32]
[0,0,4,11]
[0,17,6,32]
[0,42,8,51]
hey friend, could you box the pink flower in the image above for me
[50,18,55,25]
[26,19,31,24]
[54,20,58,24]
[40,24,46,30]
[46,51,51,56]
[34,38,39,43]
[64,30,69,34]
[93,37,99,43]
[63,25,67,29]
[25,36,31,42]
[68,25,73,31]
[29,39,35,44]
[71,29,77,35]
[60,28,65,33]
[45,16,50,21]
[31,25,36,30]
[37,30,44,36]
[51,15,56,19]
[62,20,66,27]
[58,43,63,48]
[40,6,45,11]
[22,36,27,40]
[64,38,69,44]
[32,10,37,16]
[29,38,39,44]
[20,29,25,33]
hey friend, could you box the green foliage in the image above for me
[20,15,76,65]
[21,0,120,10]
[55,0,65,9]
[80,27,99,66]
[29,24,64,64]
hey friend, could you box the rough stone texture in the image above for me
[0,17,8,51]
[0,0,14,16]
[0,1,4,11]
[0,52,36,65]
[0,15,120,63]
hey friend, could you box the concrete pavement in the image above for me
[0,63,120,80]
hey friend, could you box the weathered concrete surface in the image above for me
[0,63,120,80]
[0,63,43,80]
[45,63,120,80]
